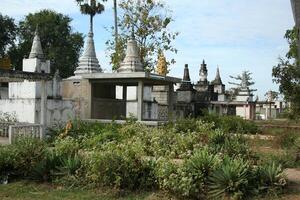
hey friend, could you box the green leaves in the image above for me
[272,27,300,119]
[106,0,179,71]
[0,13,16,57]
[10,10,84,77]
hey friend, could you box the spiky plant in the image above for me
[256,162,286,194]
[208,157,250,200]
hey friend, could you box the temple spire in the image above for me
[212,66,222,85]
[183,64,191,82]
[74,19,101,75]
[29,25,44,59]
[117,31,144,73]
[178,64,194,91]
[199,59,208,83]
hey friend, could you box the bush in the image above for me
[255,162,286,195]
[208,157,251,199]
[0,145,17,181]
[86,142,156,190]
[201,114,258,134]
[12,137,47,177]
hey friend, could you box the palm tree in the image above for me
[76,0,105,33]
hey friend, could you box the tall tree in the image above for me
[272,27,300,119]
[9,10,84,78]
[76,0,106,33]
[106,0,179,71]
[0,13,16,57]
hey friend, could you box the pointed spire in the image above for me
[183,64,191,82]
[198,59,208,84]
[156,51,168,76]
[212,66,222,85]
[178,64,194,91]
[74,26,102,74]
[29,25,44,59]
[117,31,144,73]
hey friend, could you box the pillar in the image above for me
[40,80,47,138]
[168,83,174,121]
[137,81,144,121]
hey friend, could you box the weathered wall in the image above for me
[61,78,92,119]
[0,99,75,126]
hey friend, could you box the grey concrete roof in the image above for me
[0,69,52,82]
[80,72,181,85]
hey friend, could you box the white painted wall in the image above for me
[0,99,75,126]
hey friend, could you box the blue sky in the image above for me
[0,0,294,99]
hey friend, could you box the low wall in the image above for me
[0,99,76,126]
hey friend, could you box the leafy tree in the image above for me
[106,0,179,71]
[272,27,300,119]
[0,13,17,57]
[9,10,84,78]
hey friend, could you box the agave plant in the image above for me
[256,162,286,194]
[208,157,250,200]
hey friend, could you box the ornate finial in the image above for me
[212,66,222,85]
[156,51,168,76]
[202,59,205,64]
[29,25,44,59]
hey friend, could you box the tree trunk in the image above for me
[113,0,118,47]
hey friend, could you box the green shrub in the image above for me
[155,149,220,199]
[255,162,286,195]
[54,136,80,157]
[12,137,47,177]
[201,114,258,134]
[0,145,17,180]
[30,148,61,182]
[86,142,156,190]
[208,157,251,199]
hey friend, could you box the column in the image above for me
[168,83,174,121]
[123,85,127,117]
[137,81,144,121]
[40,80,47,138]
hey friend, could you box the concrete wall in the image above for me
[61,78,92,119]
[0,99,75,126]
[236,104,255,120]
[177,91,194,103]
[9,81,53,99]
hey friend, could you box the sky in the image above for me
[0,0,294,99]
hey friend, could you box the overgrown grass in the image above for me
[0,118,289,199]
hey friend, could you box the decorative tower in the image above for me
[212,67,222,85]
[117,31,144,73]
[74,30,101,75]
[156,52,168,76]
[178,64,194,91]
[23,26,50,74]
[29,26,44,60]
[74,0,102,75]
[195,59,209,92]
[199,60,208,84]
[211,67,225,94]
